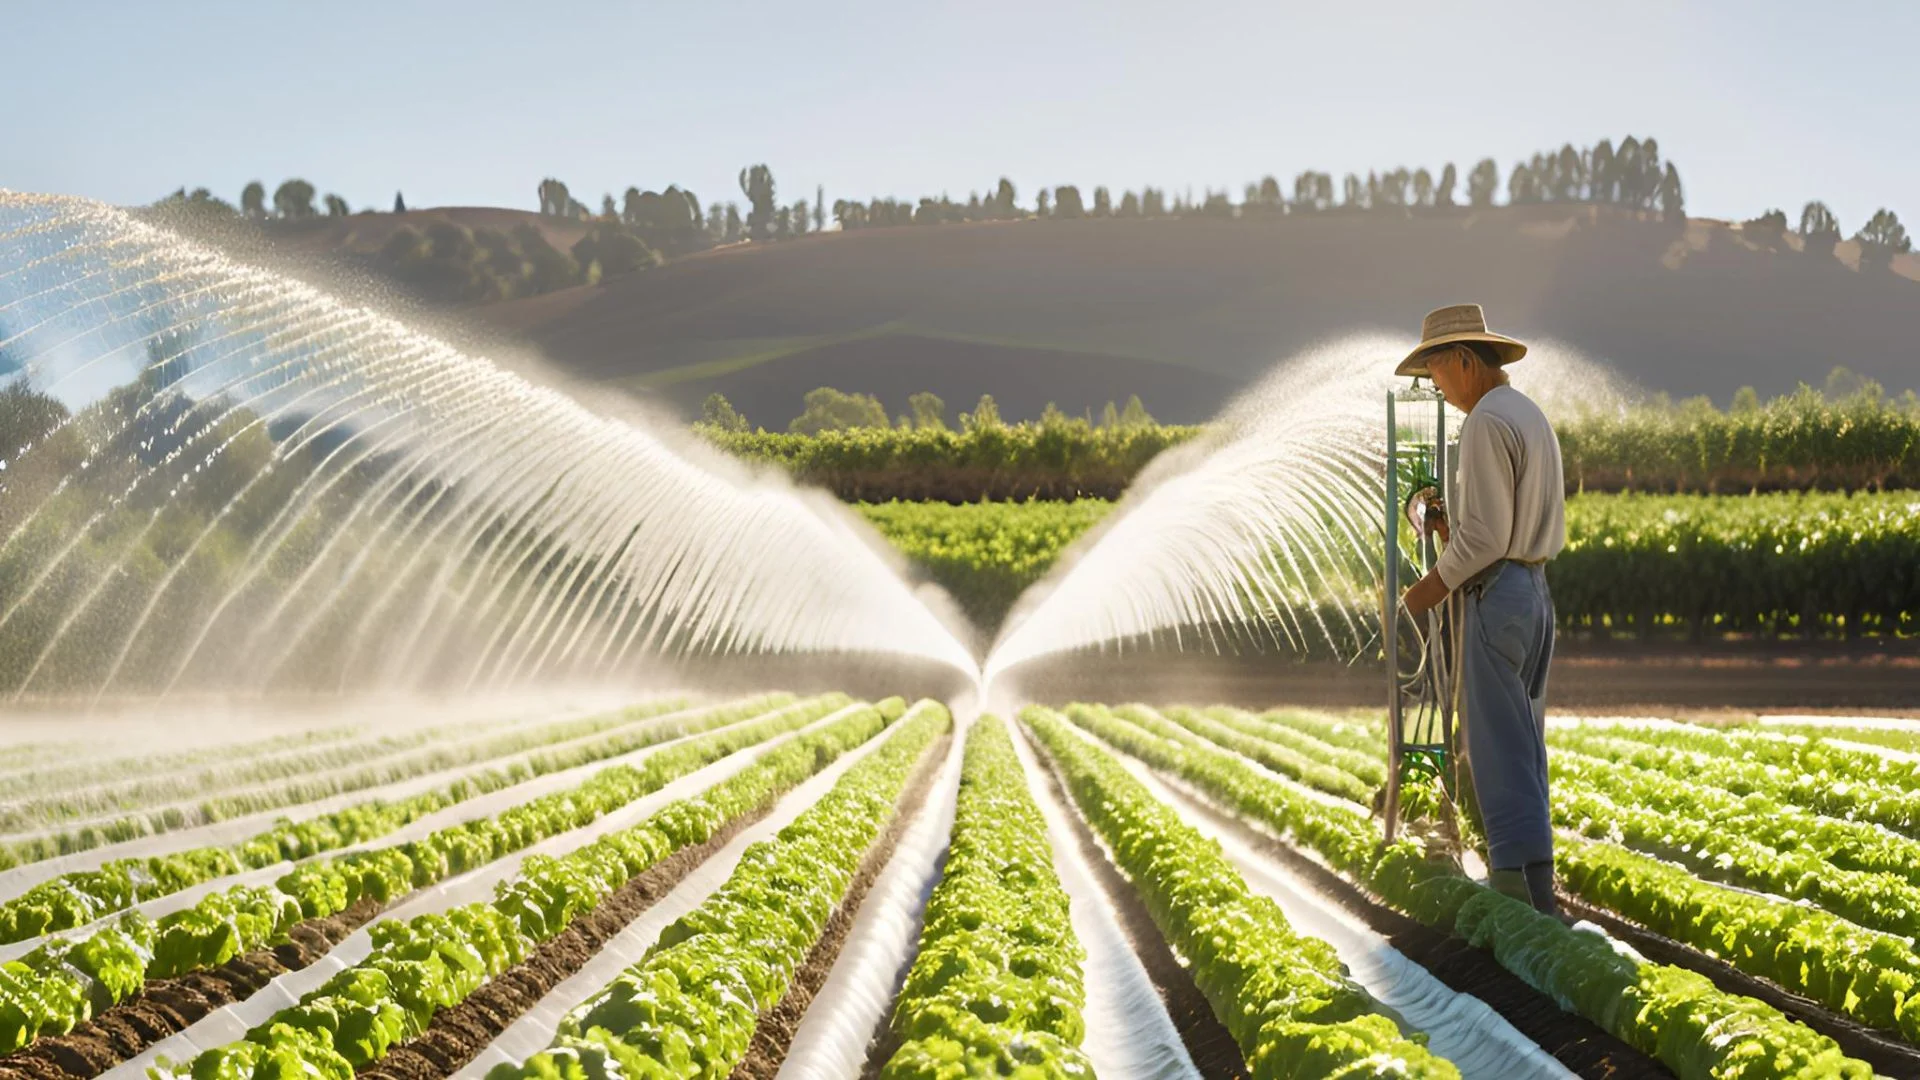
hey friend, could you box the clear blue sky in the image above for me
[5,0,1913,229]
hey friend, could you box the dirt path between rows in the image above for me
[0,898,381,1080]
[1562,897,1920,1077]
[729,735,950,1080]
[359,809,769,1080]
[1027,737,1250,1080]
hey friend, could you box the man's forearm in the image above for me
[1403,568,1450,620]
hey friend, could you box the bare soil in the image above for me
[358,810,768,1080]
[1561,896,1920,1078]
[0,899,379,1080]
[728,734,949,1080]
[1153,779,1670,1080]
[1027,734,1251,1079]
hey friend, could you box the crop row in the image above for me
[1058,703,1871,1078]
[0,722,380,804]
[708,385,1920,498]
[1549,724,1920,839]
[0,696,853,1055]
[0,695,797,943]
[879,715,1092,1078]
[1157,705,1376,802]
[487,701,951,1080]
[856,499,1111,625]
[0,695,710,871]
[1024,706,1459,1078]
[150,698,915,1080]
[0,703,681,837]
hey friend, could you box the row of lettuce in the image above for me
[1049,703,1875,1078]
[0,695,769,942]
[708,382,1920,500]
[1161,703,1920,1064]
[150,698,926,1080]
[0,695,851,1055]
[857,492,1920,636]
[0,696,709,873]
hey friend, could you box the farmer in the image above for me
[1397,303,1566,916]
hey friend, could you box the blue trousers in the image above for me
[1461,561,1555,869]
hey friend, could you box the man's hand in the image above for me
[1403,568,1450,622]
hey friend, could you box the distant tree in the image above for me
[908,391,947,431]
[1742,208,1788,248]
[537,178,575,217]
[1657,163,1685,223]
[1201,190,1234,218]
[700,392,751,432]
[1855,208,1912,272]
[514,222,580,293]
[273,179,317,219]
[572,226,656,277]
[789,387,889,433]
[1341,173,1364,209]
[393,191,406,213]
[959,393,1003,432]
[1507,161,1539,205]
[738,164,777,241]
[323,193,350,217]
[621,186,643,224]
[1589,139,1616,202]
[1379,168,1410,208]
[707,203,726,239]
[240,180,266,218]
[1036,188,1051,217]
[814,185,826,232]
[791,199,811,236]
[725,203,744,243]
[1100,401,1120,428]
[1730,386,1760,414]
[1092,186,1112,217]
[774,205,792,238]
[1141,188,1165,217]
[1117,190,1140,217]
[600,193,617,219]
[1118,394,1154,429]
[993,177,1018,218]
[1258,175,1282,212]
[154,187,237,218]
[1292,171,1318,210]
[1436,163,1457,208]
[1466,158,1499,207]
[1054,186,1084,218]
[1412,168,1434,208]
[1800,201,1842,259]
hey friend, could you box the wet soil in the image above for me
[0,899,380,1080]
[1027,737,1252,1080]
[1562,896,1920,1078]
[728,735,950,1080]
[1155,780,1671,1080]
[358,810,768,1080]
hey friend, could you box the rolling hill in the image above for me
[310,206,1920,425]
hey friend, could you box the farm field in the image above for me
[858,491,1920,635]
[4,695,1920,1079]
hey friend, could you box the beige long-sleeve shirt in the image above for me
[1434,385,1567,591]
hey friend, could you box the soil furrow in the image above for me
[1029,735,1250,1080]
[356,810,769,1080]
[0,899,381,1080]
[729,734,950,1080]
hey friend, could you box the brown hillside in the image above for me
[451,207,1920,423]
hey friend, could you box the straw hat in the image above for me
[1395,303,1529,377]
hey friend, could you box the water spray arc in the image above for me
[0,193,975,697]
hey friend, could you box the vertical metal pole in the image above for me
[1434,394,1457,785]
[1383,391,1402,843]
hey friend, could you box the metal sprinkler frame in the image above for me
[1382,383,1460,844]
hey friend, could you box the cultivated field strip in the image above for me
[1005,715,1201,1080]
[1093,727,1576,1077]
[1055,702,1877,1079]
[0,695,791,940]
[0,696,816,964]
[0,696,848,1077]
[771,716,965,1080]
[129,700,914,1080]
[1194,705,1920,1069]
[0,696,701,869]
[102,701,884,1080]
[0,724,385,806]
[1024,706,1461,1077]
[0,707,623,839]
[456,701,949,1079]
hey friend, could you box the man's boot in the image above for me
[1488,867,1531,906]
[1523,860,1559,917]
